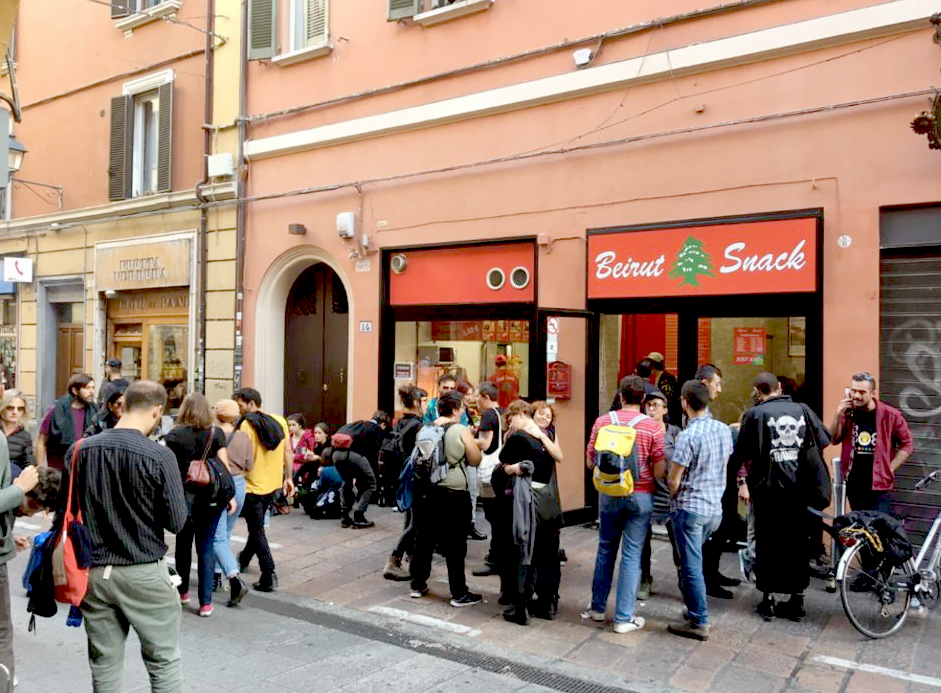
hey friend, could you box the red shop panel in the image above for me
[389,243,535,306]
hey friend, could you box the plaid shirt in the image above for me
[670,413,733,516]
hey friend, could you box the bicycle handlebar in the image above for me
[915,470,941,490]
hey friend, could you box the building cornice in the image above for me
[0,181,236,236]
[245,0,939,160]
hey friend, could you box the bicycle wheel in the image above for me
[839,541,912,639]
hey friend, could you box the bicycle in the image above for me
[835,469,941,639]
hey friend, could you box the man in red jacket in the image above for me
[829,371,914,514]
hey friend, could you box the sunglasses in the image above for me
[4,406,24,412]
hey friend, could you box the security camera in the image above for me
[573,48,593,68]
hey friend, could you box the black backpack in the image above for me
[336,420,382,464]
[379,417,420,472]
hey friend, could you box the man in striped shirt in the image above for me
[69,380,188,692]
[667,380,733,641]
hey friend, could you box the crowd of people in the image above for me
[0,351,914,690]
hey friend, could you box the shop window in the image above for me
[698,316,806,424]
[148,324,187,411]
[392,319,530,414]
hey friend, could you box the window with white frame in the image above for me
[131,90,160,197]
[111,0,164,16]
[248,0,330,63]
[109,71,173,202]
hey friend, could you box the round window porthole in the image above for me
[510,266,530,290]
[486,267,506,290]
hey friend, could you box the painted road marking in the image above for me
[814,656,941,688]
[370,606,482,637]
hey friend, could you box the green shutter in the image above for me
[156,82,173,193]
[108,95,132,202]
[388,0,420,21]
[248,0,277,60]
[306,0,328,46]
[111,0,130,19]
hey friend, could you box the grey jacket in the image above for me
[511,460,536,566]
[0,435,24,566]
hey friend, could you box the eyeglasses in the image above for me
[4,406,24,412]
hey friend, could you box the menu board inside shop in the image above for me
[431,320,530,343]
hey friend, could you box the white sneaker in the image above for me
[612,617,645,634]
[580,609,605,622]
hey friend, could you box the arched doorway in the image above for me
[284,263,349,429]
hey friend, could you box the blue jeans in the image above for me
[672,509,722,627]
[214,474,247,578]
[590,492,652,624]
[175,508,223,607]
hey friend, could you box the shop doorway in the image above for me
[285,263,349,429]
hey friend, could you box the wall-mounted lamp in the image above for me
[7,135,25,174]
[104,289,118,299]
[288,223,307,235]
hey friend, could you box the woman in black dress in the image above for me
[495,399,564,625]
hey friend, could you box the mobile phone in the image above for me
[844,388,851,399]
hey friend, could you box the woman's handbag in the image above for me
[186,429,215,487]
[478,413,503,486]
[51,440,93,607]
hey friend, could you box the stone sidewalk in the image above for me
[246,505,941,693]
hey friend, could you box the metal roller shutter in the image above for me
[880,250,941,547]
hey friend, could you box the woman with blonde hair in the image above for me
[164,394,233,617]
[211,399,253,606]
[0,389,32,478]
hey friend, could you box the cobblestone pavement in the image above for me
[10,507,941,693]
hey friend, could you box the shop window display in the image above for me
[392,320,530,412]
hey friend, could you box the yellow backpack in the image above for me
[592,413,646,497]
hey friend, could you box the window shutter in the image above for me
[388,0,420,21]
[108,95,132,202]
[306,0,328,46]
[156,82,173,193]
[248,0,277,60]
[111,0,130,19]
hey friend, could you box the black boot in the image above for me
[775,594,805,622]
[757,594,776,621]
[253,573,279,592]
[341,514,353,528]
[352,512,374,529]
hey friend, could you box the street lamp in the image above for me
[6,135,24,174]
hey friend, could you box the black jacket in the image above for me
[732,395,830,496]
[48,395,97,459]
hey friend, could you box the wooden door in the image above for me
[285,264,348,428]
[56,324,84,394]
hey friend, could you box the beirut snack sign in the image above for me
[587,218,817,299]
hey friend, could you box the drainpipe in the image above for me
[233,0,248,390]
[194,0,215,394]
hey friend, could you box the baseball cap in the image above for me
[495,354,508,366]
[331,433,353,450]
[644,388,667,405]
[106,358,122,369]
[646,352,665,366]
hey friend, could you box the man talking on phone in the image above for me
[829,372,913,514]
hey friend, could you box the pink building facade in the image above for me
[241,0,941,515]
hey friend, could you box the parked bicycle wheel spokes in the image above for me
[839,541,912,639]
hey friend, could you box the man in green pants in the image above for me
[67,381,188,692]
